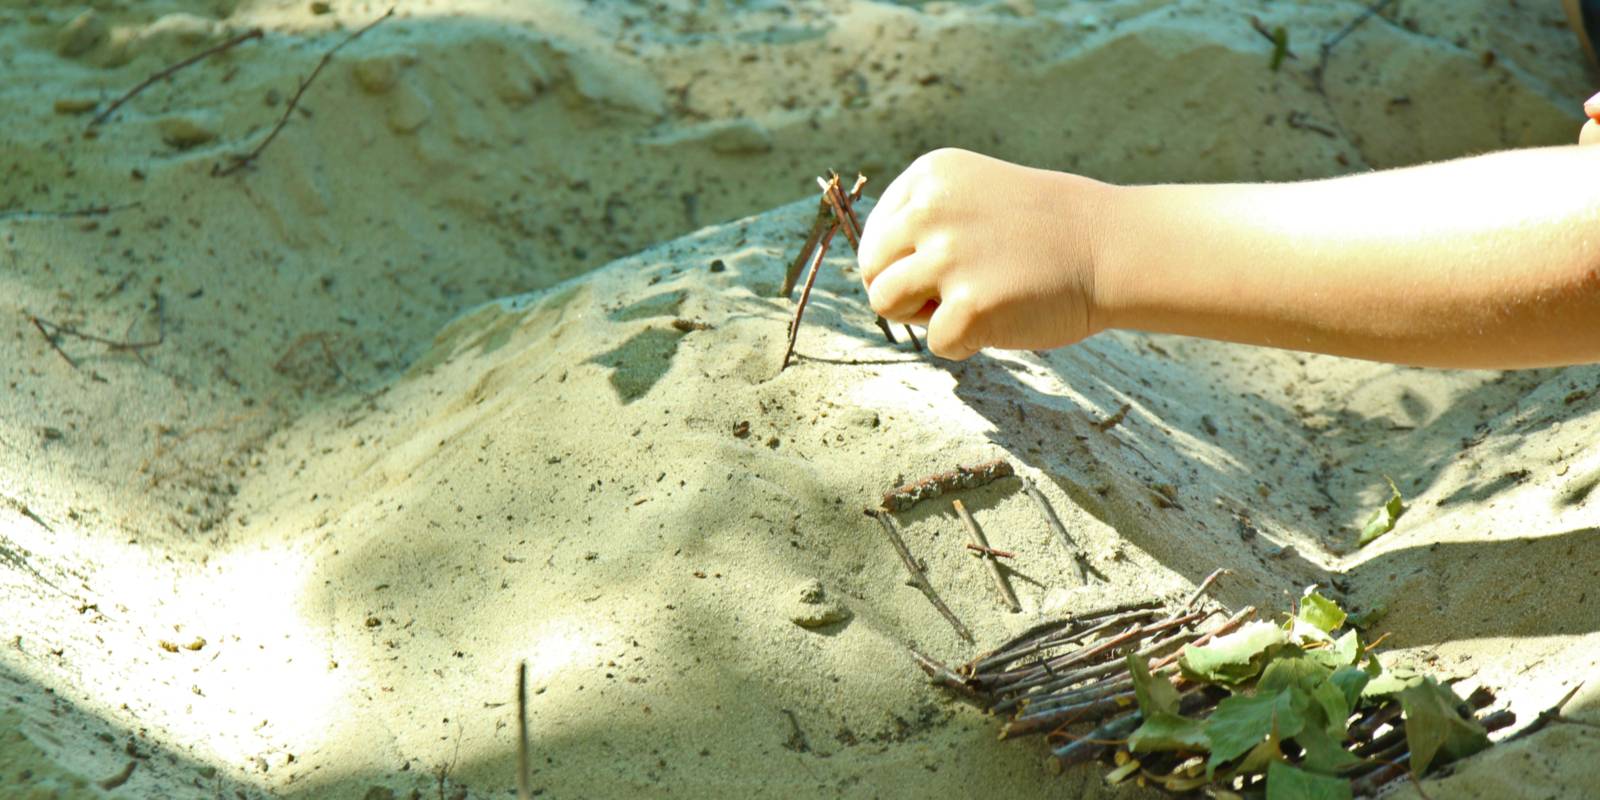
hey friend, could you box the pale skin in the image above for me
[858,94,1600,369]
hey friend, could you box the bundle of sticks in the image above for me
[910,578,1514,797]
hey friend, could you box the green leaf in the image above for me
[1205,689,1306,775]
[1258,652,1331,695]
[1128,712,1210,753]
[1329,666,1371,713]
[1127,653,1179,716]
[1181,620,1287,686]
[1306,630,1361,670]
[1399,678,1490,775]
[1266,760,1353,800]
[1361,665,1423,699]
[1298,590,1348,633]
[1357,476,1404,546]
[1294,720,1364,775]
[1309,676,1353,739]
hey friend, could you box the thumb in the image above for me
[925,300,981,361]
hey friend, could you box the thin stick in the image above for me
[90,28,265,127]
[817,173,921,350]
[28,303,166,369]
[867,510,972,643]
[214,8,395,176]
[954,499,1019,612]
[909,647,980,698]
[781,203,832,298]
[780,222,836,370]
[1021,478,1092,583]
[1182,568,1228,609]
[964,543,1015,559]
[0,202,141,222]
[969,605,1162,674]
[516,661,531,800]
[882,459,1015,513]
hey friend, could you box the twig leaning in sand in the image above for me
[881,458,1015,513]
[213,8,395,177]
[866,509,973,643]
[89,28,265,128]
[953,499,1019,613]
[1020,478,1096,584]
[780,172,920,369]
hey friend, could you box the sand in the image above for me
[2,0,1598,797]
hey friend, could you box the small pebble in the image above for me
[157,115,219,149]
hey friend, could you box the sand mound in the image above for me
[2,1,1597,797]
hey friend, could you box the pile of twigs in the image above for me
[911,576,1514,797]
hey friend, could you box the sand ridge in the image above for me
[2,0,1598,797]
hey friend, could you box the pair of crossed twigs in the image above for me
[779,172,921,370]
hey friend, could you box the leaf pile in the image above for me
[939,588,1509,799]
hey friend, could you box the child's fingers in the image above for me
[867,251,943,321]
[857,208,917,285]
[1582,119,1600,147]
[925,298,981,361]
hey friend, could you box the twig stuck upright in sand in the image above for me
[89,28,265,128]
[953,499,1019,613]
[516,661,531,800]
[881,459,1015,513]
[213,8,395,177]
[867,509,972,643]
[779,172,920,370]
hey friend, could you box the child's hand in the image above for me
[1581,92,1600,145]
[856,148,1111,360]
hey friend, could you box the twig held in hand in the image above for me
[213,9,395,176]
[90,28,265,127]
[867,509,972,643]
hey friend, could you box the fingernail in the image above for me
[1586,92,1600,118]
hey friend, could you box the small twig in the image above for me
[780,222,836,370]
[214,9,395,176]
[1314,0,1398,93]
[1247,16,1297,60]
[1362,631,1392,653]
[781,203,832,298]
[516,661,531,800]
[0,202,141,223]
[1093,403,1131,431]
[1286,110,1340,138]
[881,459,1015,513]
[96,761,137,791]
[969,602,1163,674]
[28,303,166,370]
[1021,478,1095,583]
[954,499,1019,612]
[1509,682,1585,741]
[964,543,1015,559]
[1182,568,1228,609]
[908,647,980,698]
[90,28,265,127]
[867,510,972,643]
[818,173,921,350]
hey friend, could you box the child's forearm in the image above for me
[1096,145,1600,368]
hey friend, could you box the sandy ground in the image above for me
[3,0,1599,797]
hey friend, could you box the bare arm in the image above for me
[858,144,1600,368]
[1097,145,1600,368]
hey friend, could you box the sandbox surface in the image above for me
[2,1,1598,797]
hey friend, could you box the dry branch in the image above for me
[213,9,395,176]
[881,459,1014,513]
[90,28,265,127]
[954,499,1019,612]
[867,509,972,643]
